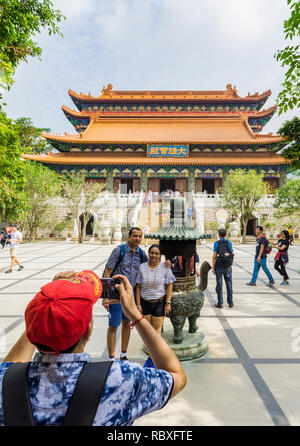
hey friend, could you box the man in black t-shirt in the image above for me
[247,226,275,286]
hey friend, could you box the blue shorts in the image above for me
[108,287,135,327]
[108,303,129,327]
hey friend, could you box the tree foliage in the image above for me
[0,111,58,223]
[277,116,300,170]
[221,169,269,243]
[14,117,51,154]
[273,178,300,216]
[275,0,300,115]
[21,162,61,240]
[0,0,65,91]
[61,173,104,242]
[0,111,28,221]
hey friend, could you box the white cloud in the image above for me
[53,0,96,19]
[3,0,295,135]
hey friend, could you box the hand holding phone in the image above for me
[100,278,122,300]
[113,275,140,321]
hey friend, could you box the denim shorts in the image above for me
[108,287,136,327]
[108,303,129,327]
[141,297,166,317]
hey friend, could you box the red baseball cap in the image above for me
[25,270,102,355]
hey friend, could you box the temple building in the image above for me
[23,83,288,194]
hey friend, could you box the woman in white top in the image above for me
[136,244,176,335]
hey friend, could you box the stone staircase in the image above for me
[137,199,173,243]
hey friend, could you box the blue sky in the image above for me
[3,0,297,134]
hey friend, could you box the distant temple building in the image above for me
[24,84,288,194]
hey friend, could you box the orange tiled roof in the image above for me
[68,84,271,102]
[42,115,284,145]
[22,152,287,166]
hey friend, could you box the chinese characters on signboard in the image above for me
[147,145,189,157]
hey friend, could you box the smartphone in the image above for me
[100,278,121,300]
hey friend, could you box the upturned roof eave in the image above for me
[68,88,272,103]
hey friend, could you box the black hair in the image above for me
[128,227,142,236]
[35,340,80,355]
[218,228,227,238]
[281,230,290,240]
[148,244,160,255]
[256,226,264,232]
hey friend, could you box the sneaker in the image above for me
[108,357,115,362]
[280,281,289,286]
[215,303,223,309]
[18,266,24,271]
[120,354,128,361]
[246,282,256,286]
[5,269,12,274]
[229,304,234,308]
[266,281,275,287]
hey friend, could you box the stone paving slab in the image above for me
[0,241,300,426]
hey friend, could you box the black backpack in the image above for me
[216,240,234,267]
[2,361,112,426]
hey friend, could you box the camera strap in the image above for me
[2,361,113,426]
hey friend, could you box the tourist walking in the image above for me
[212,228,234,308]
[288,226,293,246]
[143,223,150,247]
[0,271,186,426]
[5,224,24,273]
[1,229,9,249]
[274,230,290,285]
[146,189,152,207]
[103,227,148,361]
[247,225,275,287]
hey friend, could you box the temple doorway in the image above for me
[202,179,215,194]
[241,217,258,236]
[148,178,188,195]
[80,214,94,236]
[120,179,133,193]
[160,178,175,193]
[113,178,140,193]
[195,178,222,194]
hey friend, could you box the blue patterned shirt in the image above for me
[0,353,173,426]
[106,242,148,287]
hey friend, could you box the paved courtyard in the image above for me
[0,241,300,426]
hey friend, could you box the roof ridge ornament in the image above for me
[100,83,113,97]
[226,84,239,97]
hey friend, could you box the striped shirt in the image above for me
[136,262,176,301]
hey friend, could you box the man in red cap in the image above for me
[0,270,186,426]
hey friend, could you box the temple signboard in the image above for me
[147,144,189,157]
